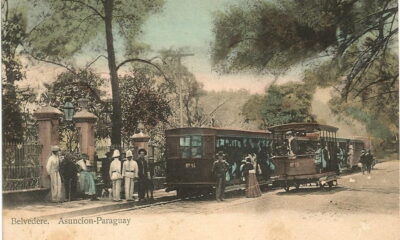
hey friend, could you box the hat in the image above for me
[216,151,224,157]
[112,149,120,158]
[126,150,133,158]
[138,149,147,155]
[51,146,60,152]
[81,153,89,159]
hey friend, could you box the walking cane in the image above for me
[68,179,71,202]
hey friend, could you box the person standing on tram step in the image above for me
[46,146,63,203]
[60,152,78,201]
[136,149,150,201]
[212,151,229,201]
[109,149,123,202]
[314,142,329,173]
[122,150,138,201]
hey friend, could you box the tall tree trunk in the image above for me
[104,0,122,147]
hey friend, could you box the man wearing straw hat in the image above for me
[46,145,63,203]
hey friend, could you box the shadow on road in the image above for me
[275,186,347,196]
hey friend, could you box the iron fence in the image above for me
[2,142,42,191]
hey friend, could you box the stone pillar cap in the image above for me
[130,131,150,142]
[73,109,98,122]
[33,106,63,119]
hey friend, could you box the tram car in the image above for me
[336,137,369,170]
[164,127,273,197]
[267,123,340,191]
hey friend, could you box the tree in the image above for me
[241,94,266,129]
[45,69,108,151]
[119,68,171,143]
[211,0,398,99]
[1,0,28,142]
[242,83,315,127]
[26,0,166,147]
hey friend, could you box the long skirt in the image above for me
[79,171,96,195]
[49,172,63,202]
[246,172,261,198]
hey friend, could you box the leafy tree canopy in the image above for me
[212,0,398,98]
[243,83,315,128]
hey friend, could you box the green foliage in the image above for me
[2,84,24,142]
[241,83,315,128]
[27,0,164,61]
[241,94,266,128]
[46,69,109,145]
[211,0,337,74]
[119,68,171,143]
[328,53,399,151]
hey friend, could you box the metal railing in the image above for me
[2,142,42,191]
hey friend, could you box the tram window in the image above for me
[179,136,203,159]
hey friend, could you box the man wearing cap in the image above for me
[136,149,150,201]
[122,150,138,201]
[212,151,229,201]
[46,146,63,203]
[109,150,123,201]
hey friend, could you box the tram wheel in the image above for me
[176,188,187,199]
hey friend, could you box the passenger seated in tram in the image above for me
[314,142,330,173]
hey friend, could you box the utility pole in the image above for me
[170,53,194,128]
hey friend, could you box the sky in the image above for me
[139,0,302,93]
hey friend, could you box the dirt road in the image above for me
[4,160,399,240]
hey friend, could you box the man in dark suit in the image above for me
[59,152,78,201]
[212,151,229,201]
[136,149,149,201]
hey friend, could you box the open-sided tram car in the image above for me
[336,137,368,170]
[268,123,340,192]
[165,127,272,197]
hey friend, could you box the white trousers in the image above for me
[49,172,63,202]
[124,177,135,200]
[112,179,122,201]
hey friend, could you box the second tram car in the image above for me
[268,123,340,191]
[165,127,272,197]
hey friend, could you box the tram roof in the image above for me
[267,122,338,133]
[166,127,270,136]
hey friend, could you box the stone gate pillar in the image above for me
[33,106,63,188]
[130,130,150,158]
[73,100,97,165]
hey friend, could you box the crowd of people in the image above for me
[46,146,154,203]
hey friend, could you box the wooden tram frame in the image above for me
[164,127,271,197]
[268,123,340,192]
